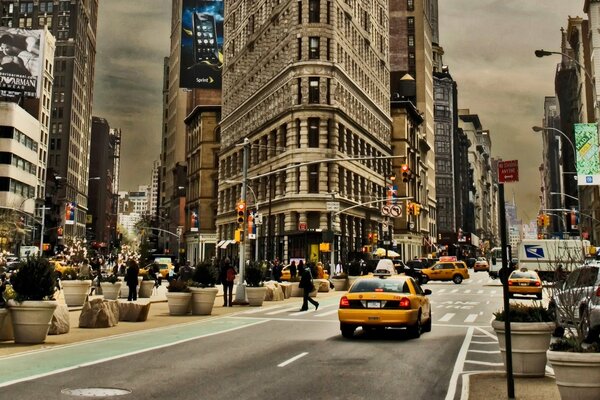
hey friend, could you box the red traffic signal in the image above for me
[237,201,246,224]
[401,164,410,182]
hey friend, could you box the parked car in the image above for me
[507,269,542,299]
[474,257,489,272]
[421,261,470,284]
[549,264,600,343]
[338,274,432,338]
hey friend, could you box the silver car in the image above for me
[550,263,600,342]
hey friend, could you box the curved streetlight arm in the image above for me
[550,192,579,202]
[532,126,576,156]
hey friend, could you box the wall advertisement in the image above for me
[0,27,45,98]
[574,123,600,186]
[180,0,224,89]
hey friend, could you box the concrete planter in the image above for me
[100,282,122,300]
[246,286,267,306]
[189,287,218,315]
[290,282,302,297]
[547,350,600,400]
[61,280,92,307]
[492,320,555,377]
[138,280,155,298]
[8,300,58,344]
[331,278,348,291]
[166,292,192,315]
[0,308,7,337]
[315,279,330,293]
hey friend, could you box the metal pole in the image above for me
[234,138,249,304]
[39,207,46,253]
[330,210,335,269]
[498,183,515,399]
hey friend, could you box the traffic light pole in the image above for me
[234,138,250,304]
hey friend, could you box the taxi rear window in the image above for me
[350,280,411,294]
[510,271,537,279]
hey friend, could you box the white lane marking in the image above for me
[491,291,498,295]
[460,373,470,400]
[464,314,478,323]
[474,326,498,340]
[241,305,286,314]
[470,341,498,345]
[468,349,500,354]
[314,309,338,317]
[477,290,484,294]
[437,288,447,293]
[278,352,308,367]
[439,313,455,322]
[290,309,317,316]
[451,289,459,293]
[464,290,471,294]
[445,326,473,400]
[464,360,503,366]
[266,306,299,315]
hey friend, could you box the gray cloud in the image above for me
[93,0,170,191]
[439,0,584,223]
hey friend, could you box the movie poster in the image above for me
[180,0,224,89]
[0,27,44,98]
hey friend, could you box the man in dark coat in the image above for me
[299,264,319,311]
[125,259,139,301]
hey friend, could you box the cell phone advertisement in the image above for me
[180,0,224,89]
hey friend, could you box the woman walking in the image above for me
[125,259,139,301]
[299,263,319,311]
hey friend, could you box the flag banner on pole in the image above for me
[65,202,76,225]
[387,185,397,205]
[190,209,199,232]
[574,123,600,185]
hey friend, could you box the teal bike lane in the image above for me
[0,316,267,388]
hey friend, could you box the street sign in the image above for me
[390,205,401,217]
[299,222,307,230]
[498,160,519,183]
[248,233,256,239]
[326,201,340,212]
[381,205,390,216]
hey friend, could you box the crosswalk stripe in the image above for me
[314,309,338,317]
[464,360,503,367]
[242,305,286,314]
[468,349,500,354]
[464,314,478,323]
[438,313,455,322]
[437,288,446,293]
[290,309,317,316]
[450,289,459,293]
[266,306,299,315]
[464,290,471,293]
[477,290,484,294]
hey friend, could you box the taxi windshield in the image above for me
[349,280,411,294]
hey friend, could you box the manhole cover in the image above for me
[61,388,131,397]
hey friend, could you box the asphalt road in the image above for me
[0,270,517,400]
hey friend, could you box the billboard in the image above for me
[574,123,600,185]
[0,27,45,98]
[180,0,224,89]
[65,202,76,225]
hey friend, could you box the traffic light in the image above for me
[234,229,241,243]
[413,203,421,215]
[368,232,373,244]
[537,214,544,227]
[407,201,414,215]
[401,164,410,182]
[373,232,378,244]
[236,201,246,224]
[543,215,550,227]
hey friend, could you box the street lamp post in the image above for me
[225,180,259,262]
[533,126,581,234]
[234,138,250,304]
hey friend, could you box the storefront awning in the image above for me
[216,240,226,248]
[219,240,235,249]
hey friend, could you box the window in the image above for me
[407,0,414,11]
[309,37,319,59]
[407,17,414,30]
[297,78,302,104]
[308,118,319,147]
[308,164,319,193]
[408,35,414,47]
[309,0,320,23]
[308,77,319,103]
[297,37,302,60]
[298,1,302,24]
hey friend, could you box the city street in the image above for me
[0,271,516,400]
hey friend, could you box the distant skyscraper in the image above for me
[0,0,100,247]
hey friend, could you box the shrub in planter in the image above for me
[11,256,56,302]
[167,279,190,292]
[493,302,553,323]
[245,262,265,287]
[190,262,218,288]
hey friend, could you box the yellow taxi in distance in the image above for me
[508,269,542,299]
[474,257,489,272]
[421,261,469,284]
[50,258,72,278]
[280,265,329,281]
[140,258,174,279]
[338,273,432,339]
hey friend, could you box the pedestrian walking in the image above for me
[220,258,236,307]
[125,259,139,301]
[179,261,194,281]
[289,260,297,279]
[316,261,324,279]
[272,259,282,282]
[299,264,319,311]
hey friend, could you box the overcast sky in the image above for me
[94,0,584,223]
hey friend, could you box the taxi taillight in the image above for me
[399,297,411,309]
[339,296,350,308]
[508,281,514,286]
[596,286,600,297]
[534,281,541,287]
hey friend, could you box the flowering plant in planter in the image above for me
[99,274,119,284]
[493,302,553,323]
[60,267,88,281]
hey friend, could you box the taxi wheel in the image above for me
[407,312,422,338]
[452,275,463,284]
[423,310,432,332]
[341,324,355,339]
[536,293,542,300]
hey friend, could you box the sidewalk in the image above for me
[0,285,561,399]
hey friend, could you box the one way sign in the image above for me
[498,160,519,183]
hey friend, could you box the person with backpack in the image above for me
[220,258,236,307]
[299,263,319,312]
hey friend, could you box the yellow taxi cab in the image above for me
[141,258,174,279]
[280,264,329,281]
[421,260,469,284]
[474,257,489,272]
[508,269,542,299]
[49,257,72,278]
[338,271,432,339]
